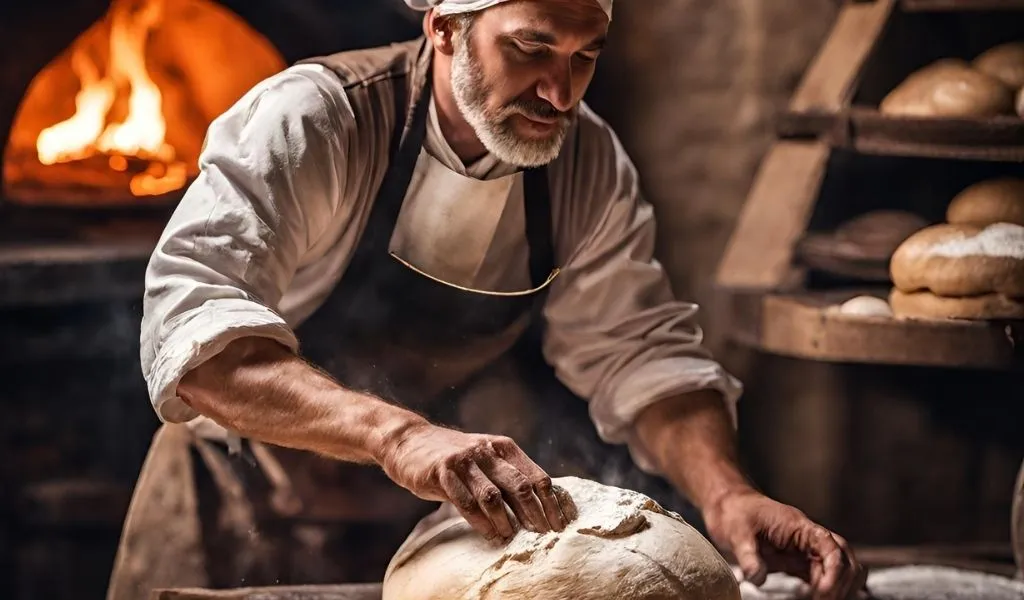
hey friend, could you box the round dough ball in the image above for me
[835,295,893,317]
[889,288,1024,320]
[880,59,1014,117]
[890,223,1024,297]
[382,476,741,600]
[947,177,1024,227]
[973,41,1024,89]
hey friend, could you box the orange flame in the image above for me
[35,0,186,197]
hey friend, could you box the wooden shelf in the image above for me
[151,584,383,600]
[902,0,1024,11]
[726,289,1024,370]
[781,109,1024,162]
[780,0,1024,161]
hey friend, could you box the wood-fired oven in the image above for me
[0,3,420,599]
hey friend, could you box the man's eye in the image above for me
[575,52,599,64]
[514,41,546,56]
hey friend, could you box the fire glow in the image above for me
[35,0,186,197]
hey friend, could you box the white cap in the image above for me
[404,0,612,21]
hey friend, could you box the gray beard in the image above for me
[450,39,573,168]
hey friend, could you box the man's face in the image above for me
[449,0,609,167]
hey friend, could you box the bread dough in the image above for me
[889,288,1024,320]
[382,476,741,600]
[973,41,1024,90]
[880,59,1014,117]
[947,178,1024,227]
[890,223,1024,297]
[831,295,893,318]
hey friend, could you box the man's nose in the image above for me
[537,61,574,113]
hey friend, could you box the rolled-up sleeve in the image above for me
[543,112,743,473]
[141,67,351,423]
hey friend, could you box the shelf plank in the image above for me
[728,289,1024,370]
[902,0,1024,10]
[151,584,382,600]
[847,108,1024,162]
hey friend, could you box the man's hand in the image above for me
[704,488,866,599]
[376,423,570,541]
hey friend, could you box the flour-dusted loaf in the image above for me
[889,223,1024,298]
[946,177,1024,227]
[972,41,1024,90]
[880,59,1015,117]
[382,476,741,600]
[889,289,1024,320]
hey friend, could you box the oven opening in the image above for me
[2,0,286,207]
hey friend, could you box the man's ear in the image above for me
[423,10,457,56]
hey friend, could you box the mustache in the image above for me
[503,99,572,122]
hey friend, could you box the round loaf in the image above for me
[946,178,1024,227]
[890,288,1024,320]
[880,59,1014,117]
[973,41,1024,89]
[889,223,1024,297]
[382,476,741,600]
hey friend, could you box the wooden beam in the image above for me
[152,584,383,600]
[715,141,830,291]
[788,0,895,116]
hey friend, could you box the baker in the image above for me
[107,0,865,598]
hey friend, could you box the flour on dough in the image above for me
[382,476,741,600]
[924,223,1024,259]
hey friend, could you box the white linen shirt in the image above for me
[141,59,742,472]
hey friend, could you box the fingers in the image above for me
[461,462,517,539]
[804,526,848,600]
[480,457,552,533]
[492,437,568,531]
[831,533,867,599]
[732,534,767,587]
[439,468,499,540]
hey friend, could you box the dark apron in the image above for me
[107,43,695,600]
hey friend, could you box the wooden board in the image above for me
[780,0,894,137]
[902,0,1024,10]
[727,289,1024,370]
[846,108,1024,163]
[714,141,830,291]
[152,584,382,600]
[855,543,1019,578]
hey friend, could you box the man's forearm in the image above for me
[177,336,428,464]
[633,390,755,514]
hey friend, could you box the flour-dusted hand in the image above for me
[704,489,867,600]
[378,424,569,540]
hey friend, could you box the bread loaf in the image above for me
[382,476,741,600]
[890,289,1024,320]
[880,59,1014,117]
[973,41,1024,90]
[889,223,1024,297]
[947,178,1024,227]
